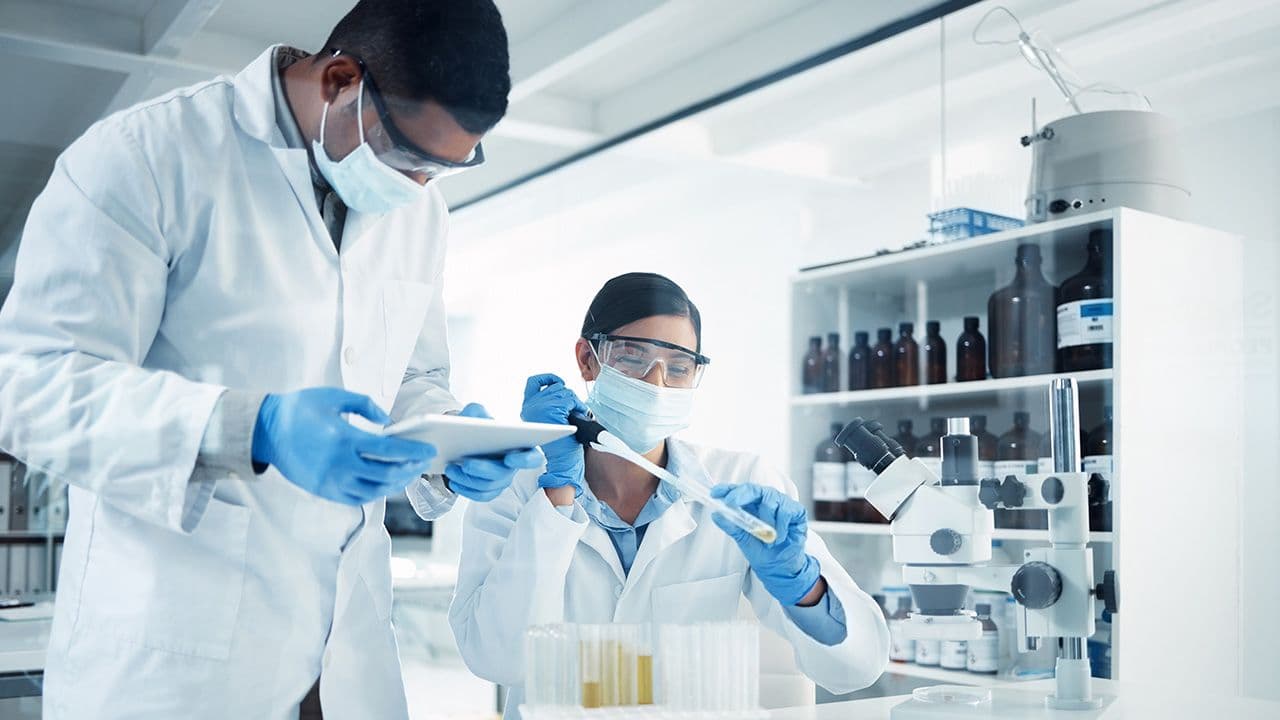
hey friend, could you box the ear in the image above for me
[575,338,599,383]
[319,54,363,105]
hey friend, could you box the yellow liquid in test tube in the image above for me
[637,655,654,704]
[581,681,602,708]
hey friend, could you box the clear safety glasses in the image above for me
[589,333,711,389]
[338,51,487,180]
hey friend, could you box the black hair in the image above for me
[581,273,703,352]
[322,0,510,133]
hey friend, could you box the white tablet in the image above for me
[375,414,575,474]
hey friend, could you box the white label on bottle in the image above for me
[812,462,847,502]
[941,640,968,669]
[915,639,941,666]
[1083,455,1114,500]
[993,460,1036,479]
[845,464,876,500]
[917,457,942,478]
[1057,299,1114,349]
[967,631,1000,673]
[889,620,916,661]
[979,461,997,480]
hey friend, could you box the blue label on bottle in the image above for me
[1079,302,1114,318]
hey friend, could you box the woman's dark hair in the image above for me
[322,0,510,134]
[581,273,702,352]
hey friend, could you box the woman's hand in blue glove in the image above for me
[520,373,588,495]
[444,403,545,502]
[710,483,823,606]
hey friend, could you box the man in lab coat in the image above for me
[0,1,532,718]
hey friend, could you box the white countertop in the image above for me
[768,679,1280,719]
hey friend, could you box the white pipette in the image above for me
[569,416,778,544]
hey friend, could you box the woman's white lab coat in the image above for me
[450,439,890,717]
[0,47,457,719]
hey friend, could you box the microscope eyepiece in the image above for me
[836,418,897,475]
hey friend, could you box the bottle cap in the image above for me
[828,332,840,344]
[877,328,893,341]
[970,414,987,429]
[927,320,940,334]
[1016,243,1042,263]
[964,316,980,330]
[899,322,914,335]
[855,331,869,344]
[810,336,822,344]
[1014,411,1031,426]
[898,419,913,433]
[931,417,947,433]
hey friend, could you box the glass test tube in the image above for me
[579,625,602,708]
[636,624,654,705]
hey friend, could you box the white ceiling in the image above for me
[0,0,953,266]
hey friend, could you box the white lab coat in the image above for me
[450,440,890,717]
[0,47,457,719]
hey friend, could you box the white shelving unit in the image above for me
[810,521,1114,544]
[789,208,1244,695]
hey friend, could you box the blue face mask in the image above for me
[586,364,696,454]
[312,79,426,215]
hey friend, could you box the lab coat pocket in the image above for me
[76,496,251,660]
[651,572,745,624]
[381,280,434,400]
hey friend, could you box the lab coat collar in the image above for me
[580,522,626,586]
[233,46,290,146]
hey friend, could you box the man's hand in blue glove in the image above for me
[520,373,587,496]
[252,387,437,506]
[710,483,825,606]
[444,403,545,502]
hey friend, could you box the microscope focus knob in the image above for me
[929,529,963,556]
[1012,561,1062,610]
[999,477,1027,507]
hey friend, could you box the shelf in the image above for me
[791,369,1113,408]
[794,209,1117,288]
[882,662,1021,686]
[810,521,892,536]
[811,522,1114,544]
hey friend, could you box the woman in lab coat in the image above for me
[450,273,890,714]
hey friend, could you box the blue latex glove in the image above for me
[252,387,437,506]
[444,403,545,502]
[520,373,588,495]
[710,483,822,606]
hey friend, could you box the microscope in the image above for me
[837,379,1119,718]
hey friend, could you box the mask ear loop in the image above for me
[318,76,366,150]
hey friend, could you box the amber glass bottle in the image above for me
[822,333,842,393]
[894,322,920,387]
[870,328,896,389]
[802,336,823,394]
[995,412,1044,530]
[813,423,853,522]
[915,418,947,478]
[893,420,919,457]
[956,316,987,382]
[1057,230,1114,372]
[969,414,998,480]
[924,321,947,385]
[848,331,871,391]
[989,244,1057,378]
[1083,407,1114,532]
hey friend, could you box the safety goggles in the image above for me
[338,52,487,180]
[588,333,711,389]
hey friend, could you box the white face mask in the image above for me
[312,79,426,215]
[586,364,695,454]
